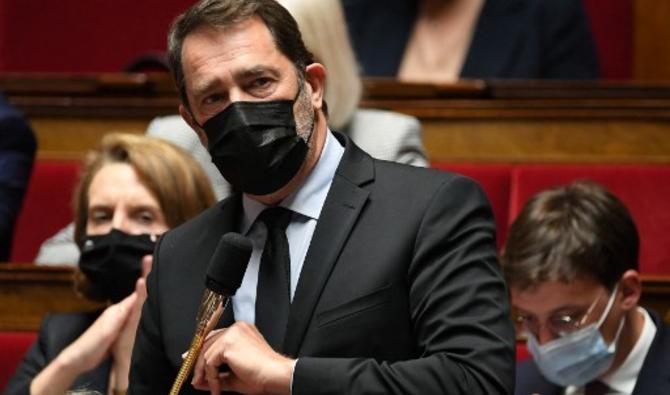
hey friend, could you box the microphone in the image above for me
[169,232,252,395]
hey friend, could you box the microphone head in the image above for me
[205,232,252,296]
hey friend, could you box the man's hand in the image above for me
[191,322,295,395]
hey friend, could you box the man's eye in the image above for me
[203,94,224,105]
[251,78,272,89]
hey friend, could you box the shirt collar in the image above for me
[241,130,344,233]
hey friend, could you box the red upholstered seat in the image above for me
[431,163,512,249]
[0,332,36,392]
[10,160,81,263]
[509,165,670,275]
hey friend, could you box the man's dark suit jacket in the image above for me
[515,311,670,395]
[342,0,599,79]
[129,134,516,394]
[4,311,111,395]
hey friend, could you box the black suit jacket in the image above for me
[4,311,110,395]
[515,311,670,395]
[129,134,516,394]
[343,0,599,79]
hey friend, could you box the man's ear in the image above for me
[618,269,642,311]
[304,63,326,111]
[179,104,209,147]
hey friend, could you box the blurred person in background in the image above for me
[35,124,227,266]
[278,0,428,167]
[343,0,599,82]
[4,134,216,395]
[0,93,36,262]
[502,181,670,395]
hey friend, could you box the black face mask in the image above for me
[202,88,313,195]
[78,229,156,303]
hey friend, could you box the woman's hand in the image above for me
[30,293,137,395]
[108,255,153,392]
[30,255,153,395]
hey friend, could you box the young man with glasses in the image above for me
[502,180,670,395]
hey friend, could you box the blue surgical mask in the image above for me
[527,284,625,387]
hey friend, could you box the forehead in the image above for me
[88,163,158,206]
[181,17,289,85]
[511,278,604,314]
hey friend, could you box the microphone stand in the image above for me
[169,291,225,395]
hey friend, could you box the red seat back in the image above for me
[0,0,192,72]
[10,160,81,262]
[509,165,670,275]
[583,0,633,79]
[0,332,37,392]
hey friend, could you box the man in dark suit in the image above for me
[502,181,670,395]
[128,1,515,394]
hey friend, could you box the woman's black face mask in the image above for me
[78,228,156,303]
[201,86,313,195]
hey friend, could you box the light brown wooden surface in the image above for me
[0,264,102,331]
[634,0,670,80]
[1,264,668,332]
[3,74,670,163]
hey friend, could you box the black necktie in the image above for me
[584,380,610,395]
[255,207,292,351]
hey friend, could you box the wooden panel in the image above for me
[3,75,670,163]
[634,0,670,80]
[422,119,670,163]
[32,118,146,160]
[1,264,667,332]
[0,265,102,331]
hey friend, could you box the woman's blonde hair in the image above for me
[72,133,216,246]
[279,0,362,130]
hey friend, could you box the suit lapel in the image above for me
[461,0,525,78]
[283,135,373,356]
[632,312,670,395]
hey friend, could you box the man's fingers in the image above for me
[205,362,222,395]
[191,330,223,388]
[218,372,243,394]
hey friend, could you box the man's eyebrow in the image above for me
[234,65,280,81]
[192,77,222,98]
[547,304,588,316]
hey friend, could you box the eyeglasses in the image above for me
[514,290,605,338]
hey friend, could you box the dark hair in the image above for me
[167,0,314,108]
[501,180,639,292]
